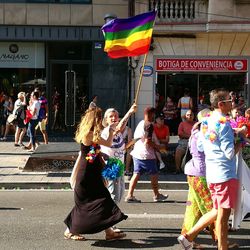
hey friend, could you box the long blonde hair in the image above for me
[75,107,103,144]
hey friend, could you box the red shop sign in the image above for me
[156,59,248,72]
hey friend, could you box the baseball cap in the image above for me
[156,113,164,119]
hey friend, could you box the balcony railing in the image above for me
[149,0,207,23]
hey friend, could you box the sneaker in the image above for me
[0,137,7,141]
[159,161,165,170]
[14,143,20,147]
[125,196,141,203]
[153,193,168,202]
[177,234,193,250]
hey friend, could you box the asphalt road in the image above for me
[0,190,250,250]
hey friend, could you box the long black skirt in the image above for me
[64,144,127,234]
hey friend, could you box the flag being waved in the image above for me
[101,11,156,59]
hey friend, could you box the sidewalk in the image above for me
[0,140,188,190]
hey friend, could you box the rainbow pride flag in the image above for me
[101,11,156,59]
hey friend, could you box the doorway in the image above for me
[49,60,90,135]
[157,72,246,114]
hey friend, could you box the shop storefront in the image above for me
[155,57,249,114]
[0,39,128,136]
[0,42,45,97]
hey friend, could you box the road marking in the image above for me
[0,189,188,192]
[127,214,184,219]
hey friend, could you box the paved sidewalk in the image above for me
[0,141,188,190]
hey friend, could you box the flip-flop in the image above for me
[64,232,86,241]
[105,232,126,241]
[228,223,238,232]
[112,226,122,233]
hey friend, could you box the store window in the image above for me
[157,73,246,114]
[0,42,46,99]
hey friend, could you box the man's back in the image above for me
[198,110,237,183]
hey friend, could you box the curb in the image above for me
[0,181,188,190]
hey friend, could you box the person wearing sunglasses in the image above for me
[178,89,242,250]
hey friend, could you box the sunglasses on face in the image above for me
[221,99,233,103]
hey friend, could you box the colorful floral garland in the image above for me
[202,115,228,143]
[102,157,125,180]
[229,116,247,145]
[86,144,101,163]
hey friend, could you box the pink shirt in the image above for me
[130,120,156,160]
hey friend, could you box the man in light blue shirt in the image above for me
[178,89,242,250]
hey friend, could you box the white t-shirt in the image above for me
[101,126,125,163]
[30,100,41,120]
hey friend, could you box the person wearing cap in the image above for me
[125,107,168,203]
[153,113,170,170]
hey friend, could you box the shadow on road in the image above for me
[91,236,176,248]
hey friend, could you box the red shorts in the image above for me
[209,179,239,209]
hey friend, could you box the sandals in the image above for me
[64,232,86,241]
[105,232,126,241]
[112,226,122,233]
[228,223,238,232]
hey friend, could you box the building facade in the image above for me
[1,0,250,133]
[132,0,250,126]
[0,0,129,134]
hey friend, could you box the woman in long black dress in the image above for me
[64,107,127,241]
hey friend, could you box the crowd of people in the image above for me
[0,88,49,151]
[65,87,250,249]
[1,86,249,247]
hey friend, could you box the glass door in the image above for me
[49,61,90,135]
[157,73,198,111]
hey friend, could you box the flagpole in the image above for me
[134,9,157,105]
[134,52,148,104]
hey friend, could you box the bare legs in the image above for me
[15,127,26,144]
[126,173,140,198]
[126,172,161,199]
[150,174,160,197]
[185,208,218,242]
[216,208,231,250]
[40,129,48,144]
[175,148,185,173]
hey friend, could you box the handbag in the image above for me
[24,109,33,125]
[70,151,83,189]
[180,137,192,172]
[7,113,17,124]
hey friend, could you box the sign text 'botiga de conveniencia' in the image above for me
[156,59,248,72]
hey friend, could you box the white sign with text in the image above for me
[0,42,45,68]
